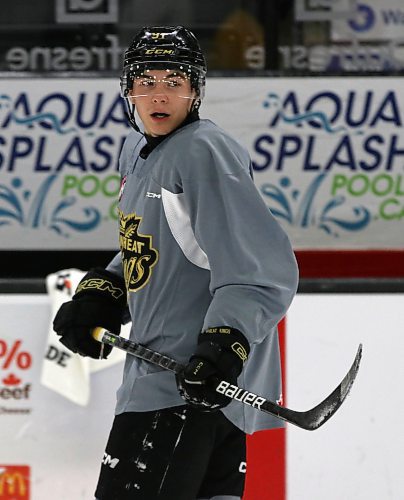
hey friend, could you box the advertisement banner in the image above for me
[1,77,403,250]
[0,79,129,250]
[204,77,404,249]
[0,294,284,500]
[0,294,124,500]
[332,0,404,41]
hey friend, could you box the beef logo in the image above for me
[119,210,158,292]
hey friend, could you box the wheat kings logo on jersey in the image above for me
[119,209,158,292]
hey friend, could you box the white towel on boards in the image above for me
[40,268,130,406]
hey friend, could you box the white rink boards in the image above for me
[286,294,404,500]
[0,293,403,499]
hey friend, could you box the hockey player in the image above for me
[53,26,299,500]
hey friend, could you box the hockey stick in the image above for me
[92,328,362,431]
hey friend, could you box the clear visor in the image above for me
[129,68,196,100]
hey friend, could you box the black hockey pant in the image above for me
[94,405,246,500]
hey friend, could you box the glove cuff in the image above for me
[198,326,250,364]
[73,268,127,308]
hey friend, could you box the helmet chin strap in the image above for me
[124,99,142,134]
[191,97,201,113]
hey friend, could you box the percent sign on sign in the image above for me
[0,340,32,369]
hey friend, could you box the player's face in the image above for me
[129,69,195,136]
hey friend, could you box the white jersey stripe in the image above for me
[161,187,210,270]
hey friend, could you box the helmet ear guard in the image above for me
[121,26,207,131]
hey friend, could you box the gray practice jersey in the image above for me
[106,119,299,434]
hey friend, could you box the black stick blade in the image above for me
[262,344,363,431]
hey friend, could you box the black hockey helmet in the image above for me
[121,26,207,100]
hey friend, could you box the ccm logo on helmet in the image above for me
[144,48,175,55]
[215,381,266,409]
